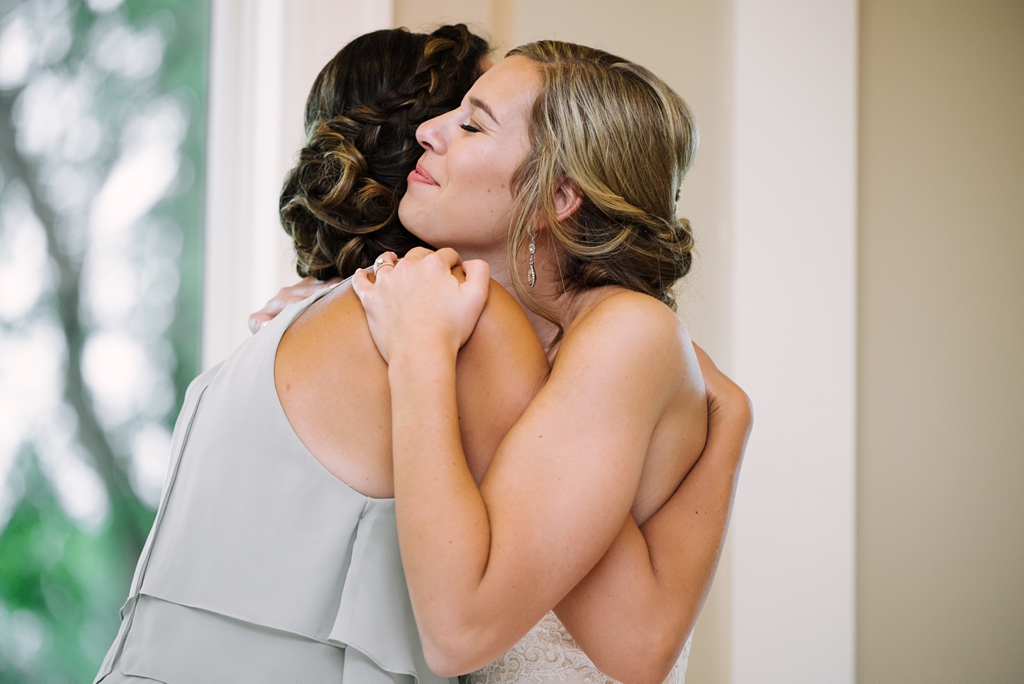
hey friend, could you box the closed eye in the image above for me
[460,123,481,133]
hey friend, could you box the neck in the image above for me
[461,233,570,351]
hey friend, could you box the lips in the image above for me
[409,162,439,186]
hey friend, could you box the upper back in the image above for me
[276,280,550,497]
[276,283,394,497]
[276,280,703,518]
[554,287,707,524]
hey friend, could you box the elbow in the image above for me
[602,625,684,684]
[739,388,754,435]
[646,635,683,684]
[422,642,471,679]
[632,642,679,684]
[632,640,682,684]
[419,620,497,678]
[732,386,754,440]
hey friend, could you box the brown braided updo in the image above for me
[280,25,489,280]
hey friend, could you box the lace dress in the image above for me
[462,611,690,684]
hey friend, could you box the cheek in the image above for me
[459,178,512,225]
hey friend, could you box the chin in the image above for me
[397,201,436,247]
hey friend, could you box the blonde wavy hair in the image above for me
[505,41,699,338]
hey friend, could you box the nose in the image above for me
[415,110,452,155]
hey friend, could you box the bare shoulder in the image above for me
[561,290,694,371]
[481,279,534,326]
[579,289,686,333]
[462,280,544,356]
[563,290,707,522]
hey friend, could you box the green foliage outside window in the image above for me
[0,0,209,680]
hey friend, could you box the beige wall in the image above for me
[394,0,515,53]
[858,0,1024,681]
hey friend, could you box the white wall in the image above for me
[202,0,391,368]
[730,1,858,682]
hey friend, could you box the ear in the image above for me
[553,179,583,222]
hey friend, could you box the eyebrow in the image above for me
[469,96,499,125]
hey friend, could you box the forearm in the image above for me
[388,346,495,673]
[365,271,677,676]
[555,408,747,684]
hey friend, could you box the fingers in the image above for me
[373,252,398,273]
[364,248,479,292]
[403,246,434,261]
[460,259,491,316]
[291,276,334,297]
[247,291,297,335]
[461,259,490,291]
[248,276,338,335]
[398,246,464,273]
[432,247,463,271]
[248,313,273,334]
[692,342,753,433]
[691,342,716,375]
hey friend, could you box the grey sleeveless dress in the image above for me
[94,286,454,684]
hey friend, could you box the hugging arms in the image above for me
[264,35,752,682]
[95,25,752,684]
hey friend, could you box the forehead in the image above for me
[466,55,541,124]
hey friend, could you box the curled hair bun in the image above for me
[281,116,400,279]
[280,25,489,280]
[569,209,695,311]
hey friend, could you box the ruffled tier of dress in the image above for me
[95,289,451,684]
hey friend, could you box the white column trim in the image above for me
[202,0,394,369]
[729,1,858,681]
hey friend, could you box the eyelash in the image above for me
[460,123,481,133]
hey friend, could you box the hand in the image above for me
[692,343,753,457]
[352,247,490,364]
[248,276,342,333]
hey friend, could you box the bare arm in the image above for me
[555,346,752,683]
[255,275,748,682]
[353,249,700,676]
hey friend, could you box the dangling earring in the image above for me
[527,231,537,288]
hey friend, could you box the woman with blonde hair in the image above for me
[354,41,749,683]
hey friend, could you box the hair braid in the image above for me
[279,25,489,280]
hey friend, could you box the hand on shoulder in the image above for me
[248,276,343,333]
[353,247,491,364]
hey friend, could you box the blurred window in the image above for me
[0,0,209,679]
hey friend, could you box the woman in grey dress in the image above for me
[96,26,750,684]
